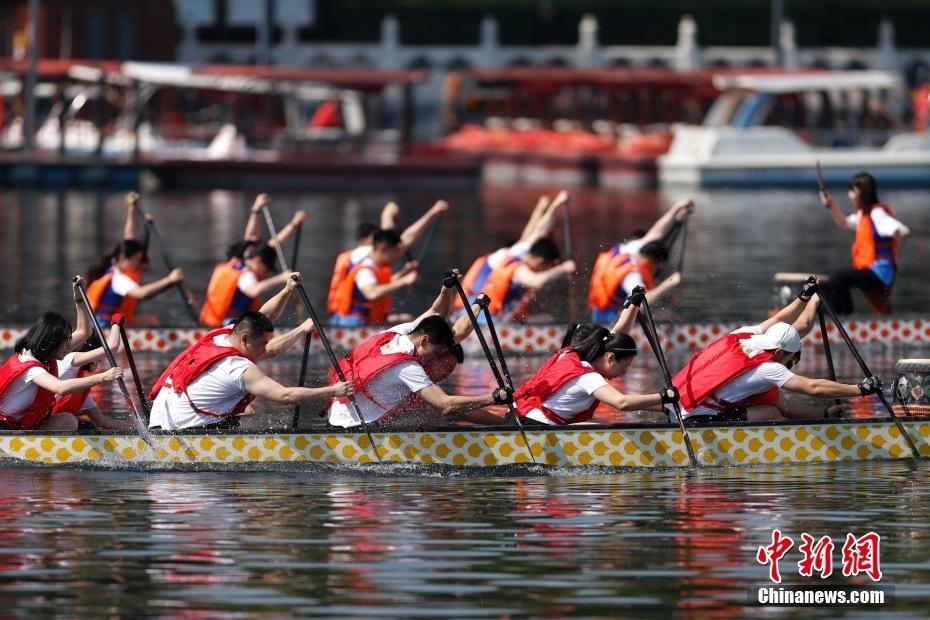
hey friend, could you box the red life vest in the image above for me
[588,246,655,311]
[200,259,261,327]
[851,203,898,271]
[326,331,421,423]
[483,257,533,321]
[87,266,142,324]
[671,332,779,413]
[149,327,255,418]
[514,348,601,425]
[332,260,393,325]
[53,367,92,414]
[0,354,59,430]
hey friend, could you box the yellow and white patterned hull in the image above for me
[1,420,928,468]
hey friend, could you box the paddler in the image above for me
[86,192,186,327]
[149,276,353,431]
[328,199,450,326]
[671,277,882,425]
[325,277,510,430]
[818,171,910,315]
[0,278,124,431]
[588,197,694,324]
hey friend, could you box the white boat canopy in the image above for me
[712,71,902,94]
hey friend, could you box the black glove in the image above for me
[659,386,680,405]
[624,286,647,309]
[797,276,818,302]
[443,269,460,289]
[858,376,883,396]
[492,386,514,405]
[475,293,491,310]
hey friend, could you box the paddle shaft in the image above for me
[817,305,841,407]
[74,279,153,446]
[115,320,151,422]
[291,332,312,430]
[261,207,381,460]
[817,294,920,458]
[134,206,200,324]
[450,280,536,464]
[815,160,826,194]
[637,298,698,467]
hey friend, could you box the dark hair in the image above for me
[410,315,455,351]
[528,238,561,262]
[449,343,464,364]
[561,323,601,349]
[356,222,380,241]
[639,241,669,264]
[571,326,637,363]
[629,228,648,240]
[87,239,146,281]
[244,244,278,272]
[231,311,275,338]
[14,312,73,365]
[227,239,258,260]
[372,228,402,248]
[849,172,880,210]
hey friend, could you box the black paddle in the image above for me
[817,292,920,459]
[449,275,536,464]
[74,277,153,447]
[816,304,841,408]
[261,206,381,461]
[632,287,698,467]
[111,313,150,423]
[133,201,200,324]
[290,333,312,430]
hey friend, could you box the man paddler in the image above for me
[326,278,510,429]
[149,275,353,431]
[588,197,694,325]
[671,278,882,424]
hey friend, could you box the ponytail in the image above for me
[571,327,637,363]
[87,240,145,281]
[561,323,600,349]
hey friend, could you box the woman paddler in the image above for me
[819,172,910,315]
[512,297,679,426]
[86,192,186,327]
[0,278,124,431]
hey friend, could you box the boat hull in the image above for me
[1,420,926,468]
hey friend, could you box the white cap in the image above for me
[744,322,802,354]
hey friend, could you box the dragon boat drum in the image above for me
[892,359,930,416]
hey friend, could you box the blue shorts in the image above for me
[590,308,620,326]
[331,314,366,327]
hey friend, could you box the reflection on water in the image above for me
[1,187,928,324]
[0,462,928,616]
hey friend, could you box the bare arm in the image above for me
[526,190,569,243]
[381,201,400,230]
[791,294,821,339]
[32,366,123,396]
[782,374,861,399]
[126,269,184,300]
[452,302,483,344]
[610,303,640,335]
[71,325,122,367]
[263,319,314,359]
[644,272,682,305]
[592,384,665,412]
[360,271,417,302]
[267,210,306,250]
[69,277,91,352]
[518,195,550,243]
[242,366,352,405]
[123,192,141,241]
[256,272,299,323]
[242,271,293,301]
[511,261,575,291]
[641,198,694,244]
[819,190,852,231]
[399,200,449,253]
[416,383,497,416]
[244,194,269,243]
[759,297,810,333]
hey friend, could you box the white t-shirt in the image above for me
[0,351,51,417]
[237,269,258,294]
[682,325,795,419]
[327,322,434,427]
[109,268,139,296]
[617,239,647,295]
[350,244,372,264]
[56,352,96,411]
[525,355,608,425]
[148,335,254,430]
[352,257,379,291]
[487,240,532,270]
[846,209,903,238]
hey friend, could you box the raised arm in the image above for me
[526,190,570,243]
[122,192,141,241]
[263,318,315,359]
[411,277,458,326]
[819,190,852,231]
[69,277,91,352]
[641,198,694,245]
[256,272,300,323]
[268,210,306,250]
[511,261,576,291]
[644,272,682,305]
[242,366,352,405]
[244,194,269,243]
[759,277,817,333]
[71,325,122,367]
[399,200,450,253]
[518,195,551,243]
[381,201,400,231]
[610,298,641,335]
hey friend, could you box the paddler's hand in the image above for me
[167,268,185,284]
[251,193,271,213]
[560,260,577,276]
[383,201,401,221]
[475,293,491,310]
[858,376,883,396]
[125,191,140,207]
[285,271,302,291]
[819,189,835,210]
[431,199,450,214]
[99,367,124,383]
[300,318,315,336]
[399,269,419,287]
[673,198,695,220]
[665,271,682,288]
[659,386,680,405]
[797,276,818,302]
[624,285,647,309]
[331,381,354,398]
[492,386,513,406]
[71,276,84,300]
[551,190,570,207]
[396,261,418,277]
[443,269,461,289]
[290,210,306,227]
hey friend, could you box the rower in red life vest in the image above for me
[671,277,882,425]
[200,193,306,327]
[0,279,124,431]
[819,172,910,315]
[514,296,677,426]
[51,322,134,431]
[326,278,509,429]
[456,191,570,309]
[588,198,694,325]
[86,192,186,327]
[328,199,449,326]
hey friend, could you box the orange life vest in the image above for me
[327,250,354,314]
[588,246,655,311]
[332,261,393,325]
[87,267,142,324]
[452,253,492,310]
[514,348,601,425]
[0,354,58,430]
[672,332,779,413]
[851,204,898,271]
[200,259,262,328]
[483,257,533,321]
